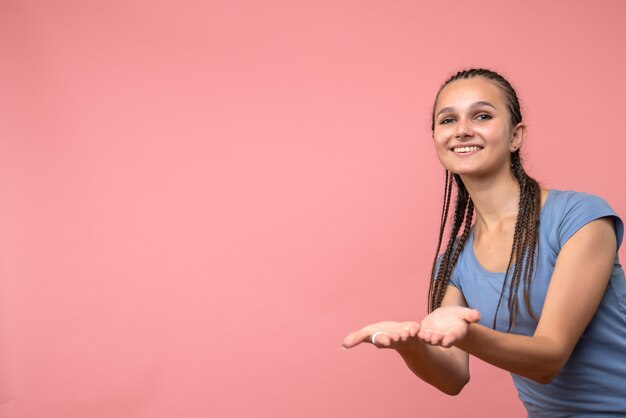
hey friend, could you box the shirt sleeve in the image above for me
[449,264,461,290]
[434,253,462,290]
[557,192,624,250]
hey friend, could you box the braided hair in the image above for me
[427,69,541,331]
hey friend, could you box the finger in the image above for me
[388,332,401,343]
[373,333,391,347]
[399,329,409,341]
[421,333,437,346]
[428,332,444,346]
[463,309,481,323]
[441,333,456,348]
[417,330,431,342]
[400,323,412,340]
[407,323,420,337]
[342,329,370,349]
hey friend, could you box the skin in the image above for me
[342,77,618,394]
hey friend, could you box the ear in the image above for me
[510,122,527,152]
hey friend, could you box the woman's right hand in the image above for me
[342,321,421,350]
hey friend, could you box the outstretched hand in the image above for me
[342,307,480,351]
[342,321,421,350]
[417,306,481,348]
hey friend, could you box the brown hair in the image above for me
[427,68,541,331]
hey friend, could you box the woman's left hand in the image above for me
[418,306,481,348]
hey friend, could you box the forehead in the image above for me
[435,77,505,111]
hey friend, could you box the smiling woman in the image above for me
[343,68,626,417]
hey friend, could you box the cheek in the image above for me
[432,130,448,148]
[431,137,451,167]
[477,126,511,146]
[432,138,448,159]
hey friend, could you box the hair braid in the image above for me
[436,194,474,309]
[492,151,541,330]
[429,175,472,312]
[512,151,541,323]
[493,186,526,328]
[428,171,454,310]
[430,189,467,310]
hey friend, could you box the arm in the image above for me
[395,288,477,395]
[342,288,479,395]
[420,218,617,384]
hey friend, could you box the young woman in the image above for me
[342,69,626,416]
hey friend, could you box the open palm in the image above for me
[418,306,481,348]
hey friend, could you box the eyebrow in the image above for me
[436,101,497,118]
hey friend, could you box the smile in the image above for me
[452,146,483,154]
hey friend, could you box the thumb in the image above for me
[462,308,481,323]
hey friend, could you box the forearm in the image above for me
[396,339,469,395]
[456,323,566,384]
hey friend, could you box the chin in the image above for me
[445,166,479,176]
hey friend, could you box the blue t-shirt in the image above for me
[449,190,626,417]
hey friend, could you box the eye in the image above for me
[439,117,455,125]
[475,113,492,121]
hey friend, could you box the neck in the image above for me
[459,169,520,232]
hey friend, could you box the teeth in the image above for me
[454,146,481,153]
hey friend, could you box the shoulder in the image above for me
[544,189,623,249]
[547,189,611,209]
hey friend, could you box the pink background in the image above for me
[1,1,625,417]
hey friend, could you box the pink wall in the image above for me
[1,1,625,417]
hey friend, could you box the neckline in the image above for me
[468,189,554,275]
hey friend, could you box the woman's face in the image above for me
[432,77,522,178]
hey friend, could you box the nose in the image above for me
[454,117,474,139]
